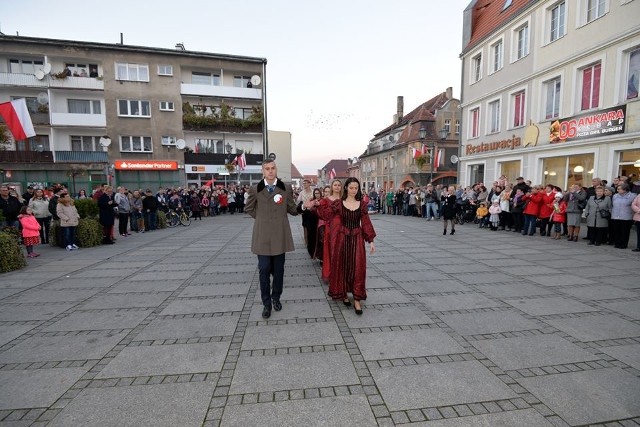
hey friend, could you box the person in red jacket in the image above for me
[550,192,567,239]
[18,206,42,258]
[538,184,557,236]
[522,185,543,236]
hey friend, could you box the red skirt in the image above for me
[23,236,40,246]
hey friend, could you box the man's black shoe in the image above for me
[273,300,282,311]
[262,305,272,319]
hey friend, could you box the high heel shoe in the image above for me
[354,301,363,315]
[443,229,447,235]
[343,299,351,307]
[450,229,455,235]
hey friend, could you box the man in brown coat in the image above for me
[245,159,298,319]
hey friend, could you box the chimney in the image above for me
[396,96,404,124]
[446,87,453,99]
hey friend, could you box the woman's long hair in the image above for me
[342,177,362,201]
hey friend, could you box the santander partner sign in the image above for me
[114,160,178,171]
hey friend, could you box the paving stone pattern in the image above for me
[0,214,639,426]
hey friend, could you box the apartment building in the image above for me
[359,89,461,191]
[458,0,640,188]
[0,35,267,193]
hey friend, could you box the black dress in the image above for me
[440,194,457,220]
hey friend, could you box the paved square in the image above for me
[242,322,342,350]
[230,351,358,394]
[43,309,153,332]
[506,296,598,316]
[342,306,433,328]
[439,311,539,335]
[221,395,376,427]
[404,409,553,426]
[518,368,640,425]
[544,314,640,341]
[48,382,213,427]
[0,368,88,410]
[136,316,240,340]
[248,300,332,320]
[160,297,246,315]
[418,293,502,311]
[471,334,600,370]
[97,342,230,378]
[371,360,517,411]
[354,329,465,360]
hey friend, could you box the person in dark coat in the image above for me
[0,185,22,228]
[244,159,298,319]
[97,186,116,244]
[440,185,458,235]
[142,189,159,230]
[189,191,202,220]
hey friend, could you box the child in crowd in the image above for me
[488,200,502,230]
[551,192,567,239]
[18,206,41,258]
[476,202,489,228]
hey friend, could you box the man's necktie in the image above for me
[267,185,275,193]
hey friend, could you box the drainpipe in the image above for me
[262,60,268,159]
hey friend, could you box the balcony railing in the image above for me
[0,112,49,126]
[182,115,263,133]
[180,83,261,100]
[54,151,109,163]
[184,152,263,165]
[0,73,104,90]
[0,150,54,163]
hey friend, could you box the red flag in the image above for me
[203,179,213,188]
[328,168,336,180]
[434,149,444,171]
[0,99,36,140]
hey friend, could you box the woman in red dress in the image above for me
[311,177,376,315]
[314,186,331,263]
[319,179,344,282]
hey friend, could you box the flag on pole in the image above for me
[433,149,444,171]
[328,167,336,180]
[0,98,36,141]
[236,152,246,170]
[412,147,421,159]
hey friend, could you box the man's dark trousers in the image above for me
[258,254,285,307]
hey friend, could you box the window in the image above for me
[120,136,152,153]
[471,53,482,82]
[118,100,151,117]
[444,119,451,133]
[9,58,43,74]
[488,100,501,133]
[550,2,566,42]
[499,160,521,182]
[71,136,100,151]
[234,107,255,120]
[586,0,605,22]
[116,63,149,82]
[542,154,594,188]
[626,47,639,100]
[11,96,38,113]
[233,75,251,87]
[545,77,561,119]
[581,63,601,110]
[157,65,173,76]
[512,91,526,128]
[65,63,98,77]
[470,108,480,138]
[16,135,50,151]
[161,136,176,146]
[192,72,220,86]
[68,99,101,114]
[491,40,503,73]
[469,164,485,186]
[515,24,529,60]
[455,120,460,134]
[503,0,513,10]
[159,101,175,111]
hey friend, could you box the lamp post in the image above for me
[418,126,430,184]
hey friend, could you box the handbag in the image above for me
[599,209,611,219]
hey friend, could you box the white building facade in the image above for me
[459,0,640,189]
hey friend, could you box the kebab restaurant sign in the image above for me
[549,105,626,144]
[114,160,178,171]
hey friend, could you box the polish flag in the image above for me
[236,152,246,170]
[412,148,421,159]
[0,99,36,141]
[433,149,444,171]
[422,144,429,155]
[328,167,336,180]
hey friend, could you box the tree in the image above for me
[0,125,11,151]
[66,165,87,195]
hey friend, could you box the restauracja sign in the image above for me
[465,135,521,155]
[549,105,626,144]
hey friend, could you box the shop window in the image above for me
[499,160,521,182]
[542,153,594,189]
[618,149,640,177]
[469,164,485,186]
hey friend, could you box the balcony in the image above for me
[180,83,261,100]
[0,150,54,163]
[0,73,104,90]
[51,112,106,127]
[0,112,49,126]
[184,152,263,165]
[54,151,109,163]
[182,114,262,133]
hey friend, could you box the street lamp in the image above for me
[418,126,433,184]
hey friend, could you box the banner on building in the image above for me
[549,104,626,144]
[114,160,178,171]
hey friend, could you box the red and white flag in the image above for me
[433,149,444,171]
[0,98,36,141]
[328,167,336,180]
[236,152,246,170]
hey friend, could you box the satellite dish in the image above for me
[450,155,459,164]
[99,136,112,148]
[43,63,52,74]
[268,152,276,160]
[250,75,261,86]
[37,92,49,105]
[176,139,186,150]
[35,69,45,80]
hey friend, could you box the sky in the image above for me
[1,0,470,174]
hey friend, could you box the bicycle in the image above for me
[167,207,190,227]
